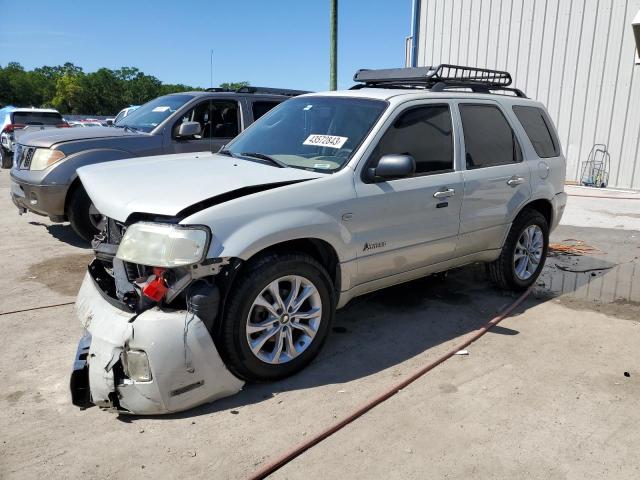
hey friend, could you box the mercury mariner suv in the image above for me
[70,65,567,414]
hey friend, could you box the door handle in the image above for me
[507,176,525,187]
[433,188,456,198]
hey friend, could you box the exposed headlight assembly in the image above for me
[116,222,210,267]
[29,148,65,170]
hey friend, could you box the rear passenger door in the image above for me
[456,101,531,257]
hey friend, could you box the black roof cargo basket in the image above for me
[352,64,526,97]
[205,86,310,97]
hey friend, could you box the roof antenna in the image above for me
[209,49,214,154]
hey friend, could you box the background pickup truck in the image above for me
[9,87,307,241]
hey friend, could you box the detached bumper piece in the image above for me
[70,331,93,409]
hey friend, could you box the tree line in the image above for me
[0,62,200,115]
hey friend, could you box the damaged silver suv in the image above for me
[71,65,567,414]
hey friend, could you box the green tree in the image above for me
[219,81,250,91]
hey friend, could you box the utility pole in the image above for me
[330,0,337,90]
[210,49,214,88]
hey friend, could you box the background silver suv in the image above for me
[71,65,567,414]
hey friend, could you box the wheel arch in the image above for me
[516,197,553,227]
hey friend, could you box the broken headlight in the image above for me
[116,222,210,268]
[122,349,152,382]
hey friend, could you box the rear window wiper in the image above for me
[240,152,288,168]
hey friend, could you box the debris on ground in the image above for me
[549,239,604,256]
[455,350,469,355]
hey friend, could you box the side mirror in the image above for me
[368,154,416,181]
[176,121,201,138]
[105,119,114,126]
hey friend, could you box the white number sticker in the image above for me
[303,134,348,149]
[152,106,170,112]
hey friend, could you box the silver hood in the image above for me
[78,152,323,222]
[19,126,140,148]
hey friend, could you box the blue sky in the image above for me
[0,0,412,92]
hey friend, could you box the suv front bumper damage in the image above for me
[70,272,244,415]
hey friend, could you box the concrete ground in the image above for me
[0,172,638,479]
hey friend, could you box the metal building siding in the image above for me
[416,0,640,190]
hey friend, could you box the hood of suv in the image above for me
[19,126,141,148]
[78,152,324,222]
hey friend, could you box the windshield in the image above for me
[225,96,387,171]
[115,94,194,132]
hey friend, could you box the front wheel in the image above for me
[66,185,104,242]
[487,208,549,291]
[219,253,335,382]
[0,148,12,169]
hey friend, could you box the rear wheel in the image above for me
[219,252,335,382]
[66,185,103,242]
[0,147,12,169]
[487,208,549,291]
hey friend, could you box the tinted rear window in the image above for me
[459,104,521,169]
[512,105,559,158]
[252,101,281,121]
[12,112,63,125]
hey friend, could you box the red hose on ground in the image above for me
[248,287,533,480]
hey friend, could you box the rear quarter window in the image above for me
[512,105,560,158]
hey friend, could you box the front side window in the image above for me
[173,100,239,139]
[370,104,454,176]
[226,96,387,172]
[512,105,559,158]
[459,104,521,169]
[116,94,194,132]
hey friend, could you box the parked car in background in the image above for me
[107,105,140,126]
[0,107,68,168]
[9,87,307,241]
[69,65,567,414]
[68,119,108,128]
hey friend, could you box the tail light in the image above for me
[2,123,26,133]
[57,122,71,128]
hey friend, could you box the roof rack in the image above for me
[352,64,526,97]
[205,86,310,97]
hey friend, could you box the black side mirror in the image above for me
[176,121,202,139]
[368,154,416,181]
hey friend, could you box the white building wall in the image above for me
[416,0,640,190]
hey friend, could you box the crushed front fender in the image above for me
[73,271,244,415]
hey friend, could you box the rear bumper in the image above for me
[10,169,68,220]
[551,191,567,231]
[71,270,244,415]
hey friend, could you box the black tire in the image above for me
[219,252,335,382]
[0,148,12,169]
[487,208,549,291]
[66,185,101,242]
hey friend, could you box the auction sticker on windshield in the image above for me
[303,134,348,149]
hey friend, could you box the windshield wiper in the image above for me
[115,124,138,133]
[218,149,239,158]
[240,152,288,168]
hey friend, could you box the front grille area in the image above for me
[20,146,36,169]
